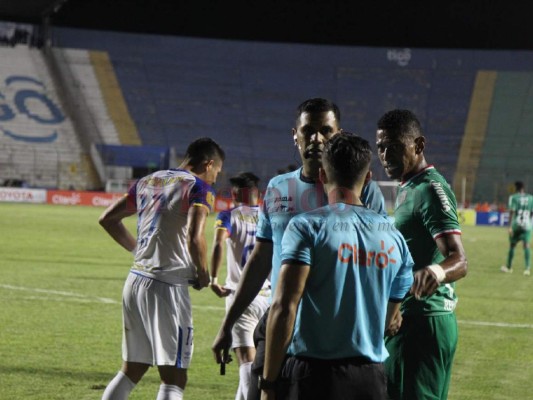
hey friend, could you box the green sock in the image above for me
[525,248,531,269]
[507,248,515,268]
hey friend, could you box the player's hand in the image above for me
[212,324,233,366]
[410,267,440,300]
[193,268,210,291]
[385,310,403,337]
[210,284,232,297]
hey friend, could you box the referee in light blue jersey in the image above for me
[261,133,414,400]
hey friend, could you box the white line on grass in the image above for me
[457,319,533,329]
[0,284,224,309]
[0,284,119,304]
[4,285,529,325]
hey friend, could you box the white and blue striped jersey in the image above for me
[215,204,270,291]
[126,168,215,285]
[281,204,414,362]
[256,167,386,297]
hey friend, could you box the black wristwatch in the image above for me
[258,376,277,391]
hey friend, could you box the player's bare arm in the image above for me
[411,233,468,299]
[261,262,309,400]
[98,195,137,252]
[212,240,273,364]
[384,302,402,337]
[187,205,210,290]
[210,228,232,297]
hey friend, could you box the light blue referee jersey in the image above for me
[281,203,414,362]
[256,167,387,297]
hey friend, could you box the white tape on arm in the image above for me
[428,264,446,283]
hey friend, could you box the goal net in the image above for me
[375,180,399,213]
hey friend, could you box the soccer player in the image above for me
[376,109,468,400]
[261,133,414,400]
[211,97,387,400]
[501,181,533,275]
[210,172,270,399]
[99,137,225,400]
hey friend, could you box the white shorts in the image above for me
[227,289,270,349]
[121,272,193,368]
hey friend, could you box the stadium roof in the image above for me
[2,0,533,50]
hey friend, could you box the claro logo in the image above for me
[387,48,411,67]
[92,196,122,207]
[51,193,81,205]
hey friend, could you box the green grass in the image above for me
[1,203,532,399]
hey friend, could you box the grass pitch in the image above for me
[1,203,532,399]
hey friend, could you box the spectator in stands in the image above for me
[210,171,270,399]
[261,133,414,399]
[501,181,533,275]
[211,97,387,400]
[98,137,225,400]
[376,109,468,400]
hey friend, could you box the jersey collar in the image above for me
[400,165,435,187]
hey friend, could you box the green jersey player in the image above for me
[501,181,533,275]
[376,109,468,400]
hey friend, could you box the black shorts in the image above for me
[251,306,269,373]
[281,355,387,400]
[251,308,387,400]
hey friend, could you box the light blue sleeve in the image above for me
[256,184,274,241]
[280,217,312,266]
[362,180,387,216]
[389,234,415,301]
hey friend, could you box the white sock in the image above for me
[156,384,184,400]
[238,362,253,400]
[101,371,136,400]
[234,382,243,400]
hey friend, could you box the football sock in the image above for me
[238,362,253,400]
[234,383,243,400]
[507,248,515,268]
[156,384,184,400]
[101,370,135,400]
[525,248,530,269]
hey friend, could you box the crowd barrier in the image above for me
[0,187,234,212]
[0,188,512,224]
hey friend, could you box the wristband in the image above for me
[211,276,218,285]
[427,264,446,283]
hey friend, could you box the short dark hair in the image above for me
[377,109,422,140]
[323,132,372,189]
[515,181,524,191]
[184,137,225,166]
[296,98,341,125]
[229,172,260,189]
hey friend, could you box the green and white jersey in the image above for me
[393,166,461,316]
[508,192,533,231]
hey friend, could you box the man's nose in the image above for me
[310,132,325,143]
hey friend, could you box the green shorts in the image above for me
[510,227,531,245]
[384,313,458,400]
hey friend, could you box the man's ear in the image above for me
[319,167,328,185]
[205,159,215,171]
[364,170,372,186]
[292,128,298,146]
[415,136,426,154]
